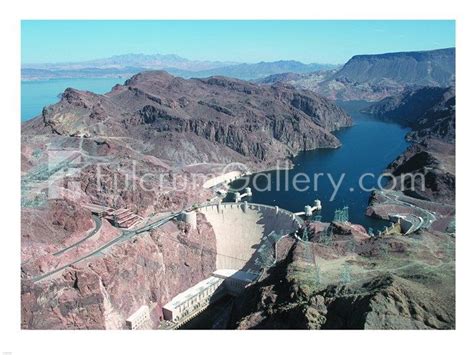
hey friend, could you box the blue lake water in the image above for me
[228,101,410,231]
[21,78,125,121]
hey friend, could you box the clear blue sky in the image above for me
[21,20,455,64]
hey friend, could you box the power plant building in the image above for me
[162,275,225,322]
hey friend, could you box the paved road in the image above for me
[31,212,180,283]
[31,201,291,283]
[53,215,102,256]
[379,190,437,230]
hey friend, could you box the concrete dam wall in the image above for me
[199,203,301,272]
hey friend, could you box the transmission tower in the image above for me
[319,226,333,246]
[340,263,351,284]
[333,206,349,223]
[315,264,321,286]
[302,227,309,242]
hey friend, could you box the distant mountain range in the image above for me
[171,61,337,80]
[334,47,455,87]
[258,48,455,101]
[22,53,337,81]
[23,53,236,72]
[22,48,455,102]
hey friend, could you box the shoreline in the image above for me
[223,113,410,230]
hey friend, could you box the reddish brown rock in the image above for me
[21,214,216,329]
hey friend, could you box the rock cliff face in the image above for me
[230,226,454,329]
[334,48,455,87]
[21,199,94,263]
[363,86,455,143]
[384,140,455,204]
[21,214,217,329]
[23,71,352,167]
[321,47,455,101]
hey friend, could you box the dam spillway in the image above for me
[199,202,302,272]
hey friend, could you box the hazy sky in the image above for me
[21,20,455,64]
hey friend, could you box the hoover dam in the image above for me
[156,201,304,328]
[199,202,303,271]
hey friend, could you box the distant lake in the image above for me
[227,101,410,232]
[21,78,125,121]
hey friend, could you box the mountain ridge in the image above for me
[334,47,455,87]
[22,70,352,167]
[22,53,336,81]
[257,47,455,101]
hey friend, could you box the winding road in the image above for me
[30,212,180,283]
[378,190,437,230]
[52,215,102,256]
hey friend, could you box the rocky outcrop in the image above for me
[230,232,454,329]
[362,85,455,236]
[21,199,94,262]
[182,60,336,80]
[384,140,455,203]
[334,48,455,88]
[21,214,217,329]
[321,274,454,329]
[320,47,454,101]
[364,87,455,205]
[255,72,304,84]
[363,86,455,143]
[23,71,352,167]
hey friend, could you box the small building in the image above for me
[83,203,114,218]
[83,204,142,228]
[216,189,227,196]
[125,305,150,330]
[180,210,197,229]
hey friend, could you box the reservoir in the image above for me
[22,79,410,232]
[227,101,410,232]
[21,78,125,121]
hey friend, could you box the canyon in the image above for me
[21,47,455,330]
[365,85,455,235]
[21,71,351,329]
